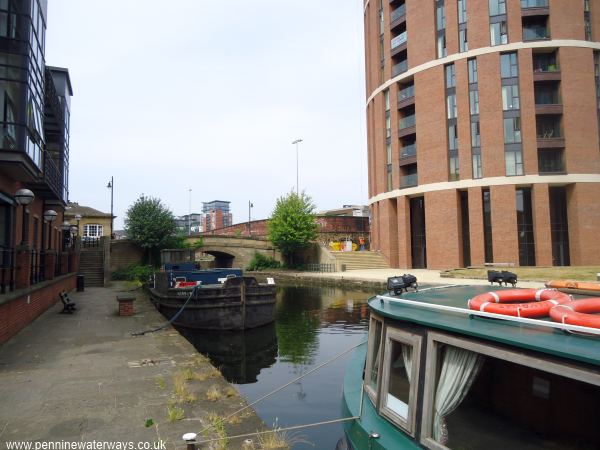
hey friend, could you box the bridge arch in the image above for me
[185,235,282,269]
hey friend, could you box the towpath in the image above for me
[0,283,266,449]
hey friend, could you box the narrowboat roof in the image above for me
[369,285,600,367]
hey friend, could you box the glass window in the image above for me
[448,124,458,149]
[539,148,564,173]
[83,224,104,238]
[516,188,536,266]
[501,52,519,78]
[470,90,479,115]
[472,153,483,178]
[505,149,524,176]
[471,120,481,147]
[458,0,467,24]
[436,3,446,31]
[384,89,390,111]
[447,94,457,119]
[504,117,522,143]
[365,318,384,402]
[380,328,422,434]
[459,29,468,52]
[468,59,478,84]
[490,21,508,46]
[445,64,456,88]
[449,154,460,180]
[437,34,447,58]
[489,0,506,16]
[502,85,520,110]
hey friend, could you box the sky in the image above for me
[45,0,368,229]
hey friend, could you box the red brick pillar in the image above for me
[60,253,68,275]
[69,252,79,274]
[117,295,135,316]
[44,252,56,280]
[15,248,31,289]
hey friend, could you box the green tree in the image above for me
[268,191,318,266]
[125,195,177,265]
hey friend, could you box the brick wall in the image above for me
[0,274,76,345]
[109,240,144,272]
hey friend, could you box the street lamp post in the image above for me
[107,177,114,239]
[15,188,35,245]
[43,209,57,250]
[248,201,253,236]
[292,139,303,195]
[188,188,192,235]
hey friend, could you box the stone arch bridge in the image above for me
[185,235,282,269]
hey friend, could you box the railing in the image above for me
[30,249,41,285]
[521,0,548,7]
[399,114,416,129]
[391,31,407,49]
[392,60,408,77]
[398,84,414,102]
[55,252,62,277]
[305,263,336,273]
[523,26,549,41]
[0,246,15,294]
[537,126,562,139]
[400,143,417,158]
[43,154,65,201]
[391,4,406,22]
[82,237,101,248]
[400,173,418,188]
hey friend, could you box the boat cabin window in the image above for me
[365,317,383,403]
[380,327,422,435]
[421,332,600,450]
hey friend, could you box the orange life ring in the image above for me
[549,298,600,329]
[468,289,571,318]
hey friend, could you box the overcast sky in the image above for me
[45,0,367,229]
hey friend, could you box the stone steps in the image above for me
[79,250,104,287]
[330,251,390,271]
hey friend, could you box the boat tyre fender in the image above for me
[549,298,600,329]
[467,288,571,318]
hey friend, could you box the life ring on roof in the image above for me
[468,289,571,318]
[549,298,600,329]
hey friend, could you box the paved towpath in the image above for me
[0,283,265,449]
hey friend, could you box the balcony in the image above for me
[538,148,565,174]
[521,0,549,17]
[391,31,407,56]
[392,60,408,77]
[390,4,406,29]
[400,173,418,188]
[399,114,416,138]
[400,143,417,166]
[523,17,550,40]
[397,84,415,108]
[29,153,66,202]
[537,116,564,148]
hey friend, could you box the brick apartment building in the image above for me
[202,200,232,232]
[0,0,77,344]
[365,0,600,269]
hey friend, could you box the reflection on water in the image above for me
[179,283,376,449]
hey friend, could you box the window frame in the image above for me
[379,327,423,436]
[420,331,600,450]
[365,316,385,405]
[83,223,103,238]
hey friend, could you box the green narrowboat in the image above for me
[339,285,600,450]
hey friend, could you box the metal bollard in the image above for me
[182,433,197,450]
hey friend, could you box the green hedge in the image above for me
[247,253,281,271]
[112,264,154,283]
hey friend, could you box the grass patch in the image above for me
[166,404,185,422]
[155,376,166,390]
[206,412,228,450]
[206,385,223,402]
[180,368,195,381]
[227,415,242,425]
[443,266,600,282]
[225,386,238,397]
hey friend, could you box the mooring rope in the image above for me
[195,339,367,438]
[130,284,200,336]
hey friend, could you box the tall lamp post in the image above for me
[43,209,57,250]
[292,139,303,195]
[188,188,192,235]
[248,201,253,236]
[15,188,35,245]
[107,177,114,239]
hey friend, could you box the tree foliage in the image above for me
[125,195,177,264]
[268,191,318,265]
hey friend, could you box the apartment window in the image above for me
[472,153,483,178]
[549,186,570,266]
[469,90,479,115]
[401,164,419,188]
[445,64,456,88]
[471,120,481,147]
[436,0,447,58]
[505,149,524,176]
[447,94,457,119]
[516,188,536,266]
[501,52,519,78]
[448,124,458,150]
[482,189,493,263]
[536,115,562,138]
[384,89,391,138]
[387,164,393,191]
[490,21,508,46]
[533,50,558,72]
[489,0,506,16]
[535,82,560,104]
[458,0,467,24]
[523,16,550,41]
[504,117,522,143]
[584,0,592,41]
[84,224,103,238]
[538,149,565,173]
[449,154,460,180]
[502,85,520,110]
[468,58,478,84]
[437,34,447,59]
[459,29,468,52]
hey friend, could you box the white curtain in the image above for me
[433,345,483,445]
[402,344,413,383]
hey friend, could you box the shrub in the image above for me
[247,253,281,271]
[111,264,153,283]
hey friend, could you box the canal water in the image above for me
[177,283,379,449]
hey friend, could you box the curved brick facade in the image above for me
[365,0,600,268]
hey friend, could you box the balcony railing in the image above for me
[399,114,416,129]
[391,31,407,50]
[0,246,15,294]
[523,25,549,41]
[400,143,416,158]
[521,0,548,7]
[400,173,418,188]
[398,84,415,102]
[392,60,408,77]
[391,4,406,22]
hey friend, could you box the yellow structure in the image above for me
[64,202,113,239]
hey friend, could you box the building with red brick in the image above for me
[0,0,78,344]
[365,0,600,268]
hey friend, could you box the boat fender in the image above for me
[468,288,571,318]
[549,298,600,329]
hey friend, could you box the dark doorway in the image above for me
[549,186,570,266]
[460,191,471,267]
[205,251,235,268]
[410,197,427,268]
